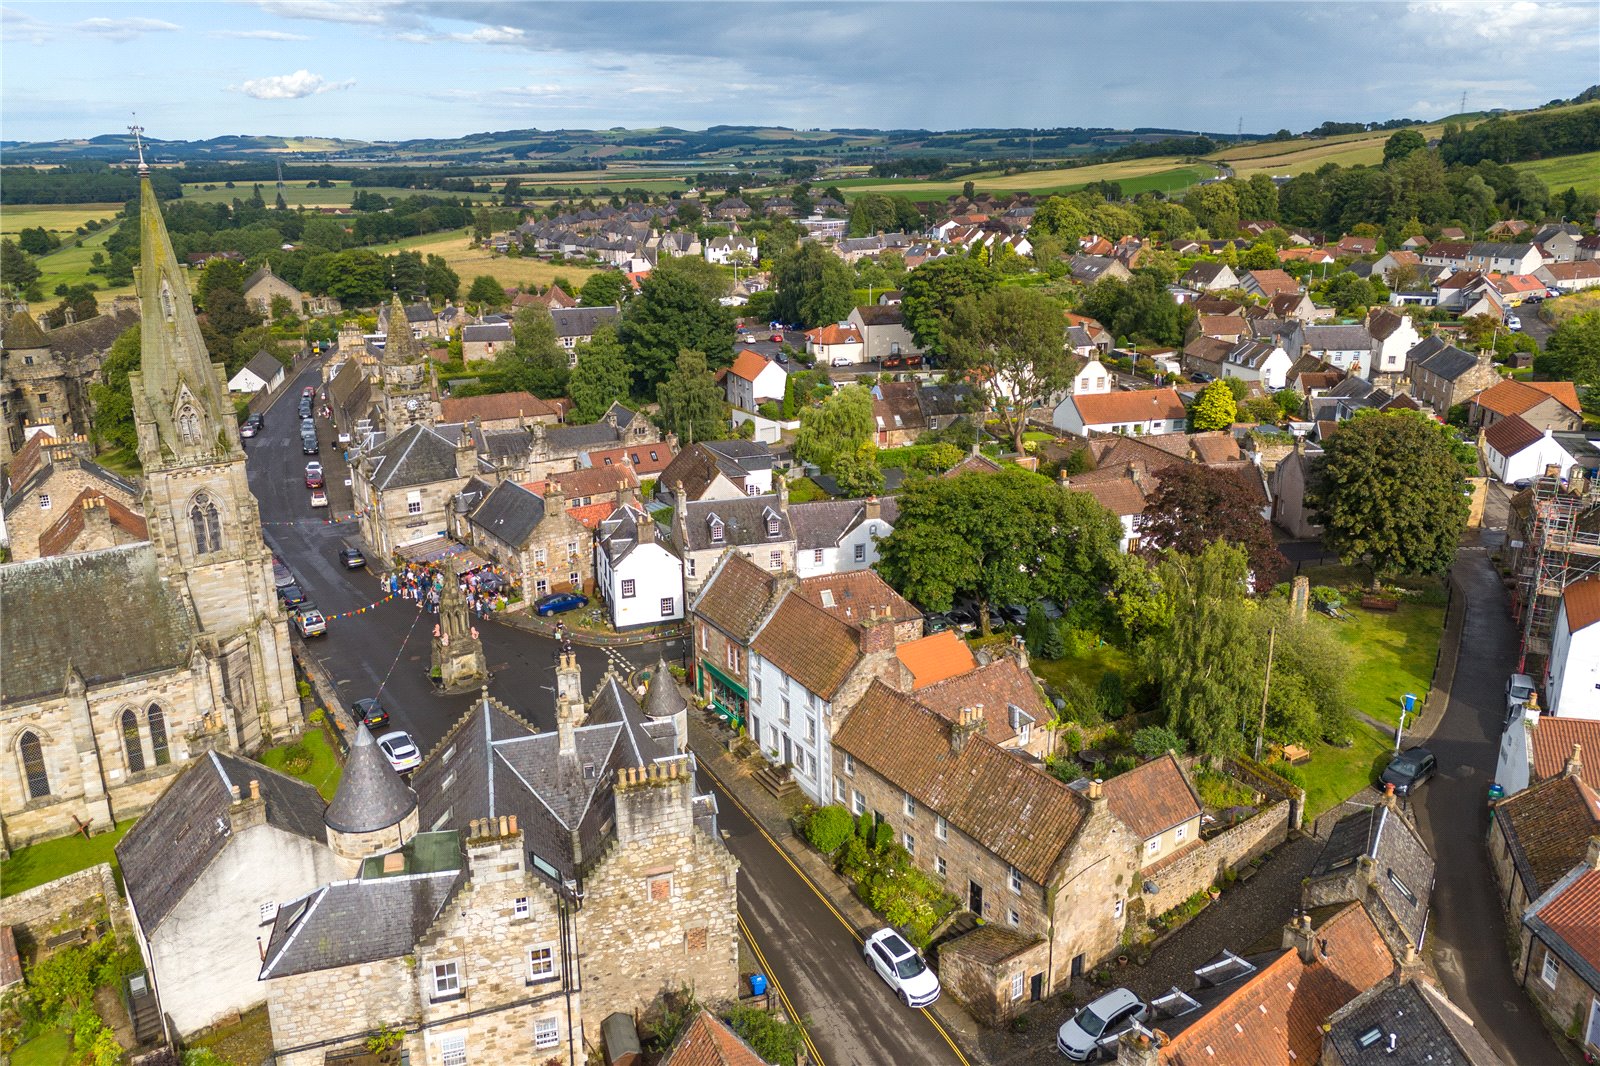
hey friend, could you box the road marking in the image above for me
[705,760,973,1066]
[738,914,825,1066]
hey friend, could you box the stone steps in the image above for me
[753,764,798,799]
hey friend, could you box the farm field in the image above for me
[808,157,1221,200]
[32,222,134,300]
[364,229,600,292]
[179,181,495,206]
[1,202,124,238]
[1512,150,1600,196]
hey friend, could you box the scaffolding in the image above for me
[1512,464,1600,671]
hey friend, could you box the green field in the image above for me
[180,181,495,207]
[32,221,133,300]
[1,202,124,238]
[362,229,599,293]
[1512,150,1600,196]
[801,158,1220,201]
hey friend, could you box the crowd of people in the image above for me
[386,560,518,620]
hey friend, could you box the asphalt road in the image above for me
[1410,546,1565,1065]
[244,361,649,750]
[702,765,969,1066]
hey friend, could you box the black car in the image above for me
[301,435,319,455]
[1379,747,1437,796]
[923,613,955,636]
[996,604,1030,628]
[240,413,264,438]
[277,584,309,610]
[353,698,390,730]
[338,546,366,569]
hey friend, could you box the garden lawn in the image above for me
[260,726,343,800]
[0,820,133,899]
[10,1028,72,1066]
[1030,641,1135,693]
[1293,721,1396,819]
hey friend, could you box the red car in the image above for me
[770,333,784,343]
[304,461,324,488]
[302,386,317,398]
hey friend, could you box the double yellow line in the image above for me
[708,762,972,1066]
[739,913,826,1066]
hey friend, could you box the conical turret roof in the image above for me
[324,721,417,834]
[4,311,49,351]
[644,657,687,719]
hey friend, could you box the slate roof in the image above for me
[1415,342,1480,382]
[3,454,139,519]
[1312,801,1436,950]
[1182,262,1232,285]
[462,323,514,344]
[546,421,623,453]
[469,482,549,552]
[692,551,780,641]
[550,305,620,339]
[832,681,1088,884]
[1497,772,1600,898]
[1324,977,1504,1066]
[325,723,420,834]
[118,751,328,934]
[752,593,863,700]
[3,310,49,349]
[36,309,139,359]
[0,544,194,703]
[362,423,470,492]
[1306,324,1374,351]
[239,349,285,383]
[916,657,1049,748]
[1483,414,1544,458]
[1102,753,1203,839]
[788,498,895,550]
[596,503,652,565]
[853,304,904,327]
[679,495,791,552]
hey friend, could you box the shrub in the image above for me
[805,805,855,854]
[725,1003,806,1066]
[296,681,312,698]
[281,743,312,775]
[1132,725,1184,759]
[1310,585,1342,610]
[1266,759,1307,789]
[1096,670,1127,720]
[873,820,894,852]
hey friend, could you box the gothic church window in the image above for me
[19,731,49,800]
[149,706,170,766]
[190,494,222,554]
[122,709,145,773]
[177,405,202,445]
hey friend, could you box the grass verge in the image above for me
[0,821,133,899]
[260,726,343,800]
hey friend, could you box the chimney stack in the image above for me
[1088,777,1105,801]
[1283,911,1317,963]
[1565,743,1583,779]
[951,705,984,754]
[1585,835,1600,870]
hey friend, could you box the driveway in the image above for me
[1409,548,1564,1064]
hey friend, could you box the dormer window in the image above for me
[765,509,781,538]
[708,516,724,544]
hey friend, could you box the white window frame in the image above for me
[1146,837,1161,857]
[660,597,675,617]
[528,944,557,982]
[904,792,916,817]
[854,542,867,562]
[514,897,529,919]
[936,856,947,877]
[835,779,845,802]
[534,1017,560,1050]
[1542,951,1561,988]
[843,753,855,777]
[621,577,636,598]
[1175,823,1187,842]
[438,1031,467,1066]
[813,547,824,564]
[432,960,462,999]
[1010,971,1025,1001]
[852,789,865,816]
[1114,898,1125,920]
[903,832,915,855]
[935,815,948,841]
[407,491,423,515]
[1009,865,1022,894]
[1008,909,1020,928]
[259,902,278,925]
[38,493,50,510]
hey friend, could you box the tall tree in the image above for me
[1545,309,1600,387]
[939,286,1071,454]
[794,385,875,472]
[1188,380,1237,430]
[876,467,1122,634]
[578,271,630,308]
[1312,410,1469,586]
[504,305,569,398]
[899,256,999,356]
[1383,129,1428,166]
[467,275,507,308]
[1,238,42,296]
[1145,541,1261,759]
[771,243,855,328]
[423,255,460,303]
[1139,463,1287,589]
[620,264,735,390]
[656,349,727,445]
[567,325,631,422]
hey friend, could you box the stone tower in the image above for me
[324,722,419,874]
[378,294,431,432]
[431,576,487,693]
[127,171,297,748]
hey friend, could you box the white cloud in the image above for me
[255,1,393,25]
[209,29,312,41]
[1404,1,1594,51]
[2,5,54,44]
[75,16,181,41]
[233,69,355,100]
[445,25,525,45]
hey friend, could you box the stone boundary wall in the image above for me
[1143,800,1292,917]
[1223,753,1306,831]
[0,862,127,951]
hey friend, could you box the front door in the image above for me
[969,880,984,916]
[1030,972,1044,1002]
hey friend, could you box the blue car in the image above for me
[535,591,589,617]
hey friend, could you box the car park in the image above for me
[293,607,327,637]
[535,591,589,616]
[377,730,422,773]
[277,584,309,610]
[1379,747,1437,796]
[309,489,328,508]
[1056,987,1149,1061]
[1506,672,1538,721]
[353,698,390,730]
[863,928,940,1007]
[338,546,366,569]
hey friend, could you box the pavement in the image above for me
[689,714,975,1066]
[244,360,657,752]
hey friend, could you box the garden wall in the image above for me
[0,862,127,954]
[1143,799,1292,917]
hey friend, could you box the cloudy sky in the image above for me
[2,1,1594,143]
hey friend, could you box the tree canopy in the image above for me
[504,305,569,398]
[655,349,728,445]
[939,285,1071,454]
[771,243,855,328]
[1189,380,1237,431]
[578,271,630,308]
[620,259,736,391]
[1544,309,1600,388]
[793,385,875,473]
[899,256,999,355]
[1138,463,1287,589]
[567,324,631,422]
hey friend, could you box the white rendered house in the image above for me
[595,503,686,629]
[1548,577,1600,719]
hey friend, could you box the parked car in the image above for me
[300,417,316,435]
[338,546,366,570]
[862,928,940,1008]
[831,356,854,367]
[1379,747,1437,796]
[1513,478,1534,490]
[774,350,790,365]
[377,730,422,773]
[1506,672,1538,721]
[293,607,327,637]
[882,354,925,369]
[309,489,328,508]
[353,698,390,730]
[770,333,784,343]
[272,560,295,588]
[1506,315,1522,331]
[277,584,309,610]
[1056,987,1149,1061]
[240,414,263,438]
[535,591,589,617]
[1190,371,1215,383]
[301,435,319,455]
[923,613,955,636]
[302,386,317,399]
[995,604,1030,628]
[305,462,325,488]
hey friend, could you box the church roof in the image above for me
[3,310,48,349]
[324,723,419,834]
[0,543,194,704]
[117,751,329,934]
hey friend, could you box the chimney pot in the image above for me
[250,779,261,800]
[230,784,242,801]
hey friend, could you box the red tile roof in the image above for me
[566,501,616,530]
[1102,754,1203,839]
[1163,903,1395,1066]
[438,391,560,423]
[1473,379,1580,418]
[1526,381,1583,414]
[752,594,862,700]
[917,657,1051,746]
[795,571,917,628]
[660,1009,768,1066]
[1497,773,1600,897]
[1246,269,1301,297]
[895,631,979,688]
[1544,261,1600,282]
[1531,719,1600,791]
[729,348,775,382]
[1482,413,1544,458]
[1564,576,1600,633]
[36,489,148,559]
[805,323,862,346]
[1070,388,1188,427]
[1535,868,1600,974]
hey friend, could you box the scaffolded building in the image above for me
[1510,464,1600,672]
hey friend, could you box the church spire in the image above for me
[383,293,421,364]
[131,171,235,463]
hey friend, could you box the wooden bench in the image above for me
[1281,744,1312,765]
[1359,595,1399,612]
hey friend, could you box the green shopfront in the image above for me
[697,659,747,730]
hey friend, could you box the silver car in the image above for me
[1058,987,1147,1061]
[1506,673,1537,722]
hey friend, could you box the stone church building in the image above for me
[0,170,299,851]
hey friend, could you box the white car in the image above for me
[863,928,940,1007]
[293,608,327,637]
[1505,315,1522,331]
[377,730,421,773]
[1057,987,1148,1061]
[309,489,328,508]
[831,356,854,367]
